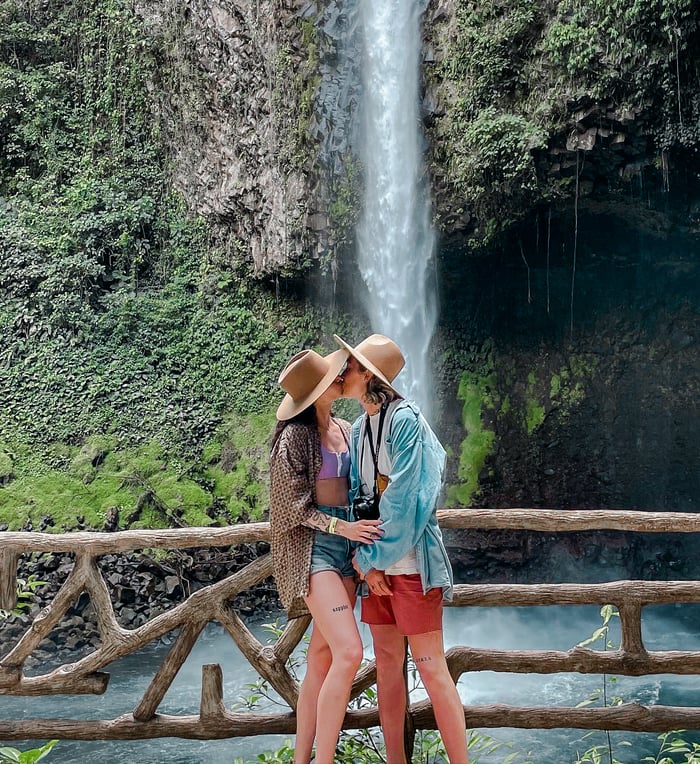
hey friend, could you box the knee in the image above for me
[416,658,453,691]
[334,639,363,673]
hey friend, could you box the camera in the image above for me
[352,493,380,521]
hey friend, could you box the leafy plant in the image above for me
[0,575,47,620]
[643,730,700,763]
[0,740,58,764]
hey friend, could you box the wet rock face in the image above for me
[135,0,321,272]
[433,186,699,581]
[133,0,366,273]
[445,528,700,586]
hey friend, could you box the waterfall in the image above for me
[356,0,437,420]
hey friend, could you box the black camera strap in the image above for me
[363,403,388,498]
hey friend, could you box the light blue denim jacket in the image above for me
[350,399,454,601]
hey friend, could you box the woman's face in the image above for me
[340,356,368,400]
[316,378,343,406]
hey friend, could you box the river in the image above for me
[3,602,700,763]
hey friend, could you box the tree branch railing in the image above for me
[2,509,700,742]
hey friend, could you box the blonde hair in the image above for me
[359,363,396,406]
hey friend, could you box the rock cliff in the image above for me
[136,0,331,272]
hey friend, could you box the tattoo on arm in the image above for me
[302,508,332,532]
[415,656,433,663]
[332,604,350,613]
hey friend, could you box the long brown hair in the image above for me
[270,404,316,451]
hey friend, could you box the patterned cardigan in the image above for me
[269,416,351,618]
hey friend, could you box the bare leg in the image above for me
[294,625,331,764]
[370,623,409,764]
[301,573,362,764]
[407,630,468,763]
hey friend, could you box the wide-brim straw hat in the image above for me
[333,333,405,392]
[276,348,349,421]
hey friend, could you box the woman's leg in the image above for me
[370,623,409,764]
[407,630,468,763]
[294,625,332,764]
[303,572,362,764]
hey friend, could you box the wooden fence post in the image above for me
[0,549,18,612]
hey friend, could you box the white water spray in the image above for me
[356,0,437,419]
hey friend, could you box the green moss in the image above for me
[0,471,122,530]
[524,370,545,434]
[550,374,561,399]
[0,451,13,481]
[570,353,599,378]
[203,410,276,521]
[432,0,700,246]
[130,505,167,530]
[446,369,498,507]
[202,440,222,465]
[447,428,496,507]
[0,412,277,530]
[547,355,597,420]
[69,434,117,484]
[525,399,545,434]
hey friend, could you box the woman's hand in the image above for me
[338,518,383,543]
[351,557,391,596]
[365,568,392,596]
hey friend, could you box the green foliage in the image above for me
[0,408,280,530]
[0,740,58,764]
[448,108,546,241]
[643,731,700,763]
[434,0,700,245]
[0,0,167,339]
[0,449,13,480]
[202,411,276,521]
[447,366,497,507]
[272,18,320,173]
[0,575,47,620]
[328,156,362,252]
[537,0,697,104]
[524,371,545,434]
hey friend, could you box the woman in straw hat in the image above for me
[270,347,383,764]
[335,334,469,764]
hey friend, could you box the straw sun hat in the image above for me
[333,333,405,392]
[276,348,349,420]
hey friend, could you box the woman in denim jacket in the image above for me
[335,333,468,764]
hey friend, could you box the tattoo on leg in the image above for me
[332,604,350,613]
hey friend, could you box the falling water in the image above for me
[356,0,437,420]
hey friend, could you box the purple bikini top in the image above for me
[318,444,351,479]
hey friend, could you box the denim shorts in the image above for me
[309,505,355,578]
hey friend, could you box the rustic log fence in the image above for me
[2,509,700,747]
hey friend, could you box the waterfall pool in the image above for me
[3,602,700,763]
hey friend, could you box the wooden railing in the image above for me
[3,509,700,745]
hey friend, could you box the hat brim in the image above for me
[333,334,400,393]
[276,348,349,420]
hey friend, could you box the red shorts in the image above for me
[361,574,444,635]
